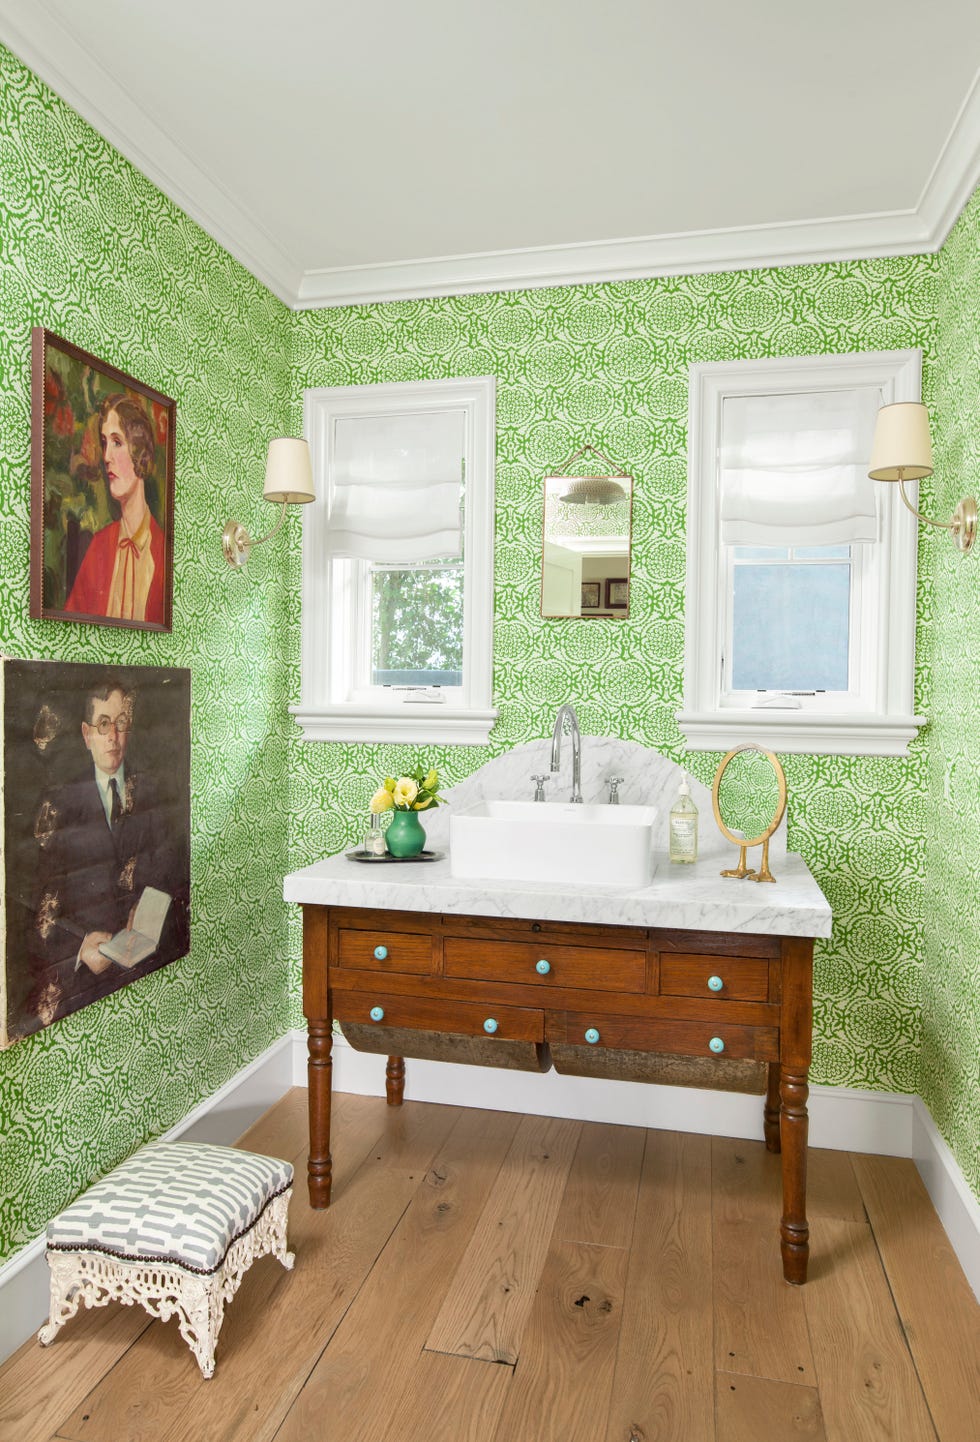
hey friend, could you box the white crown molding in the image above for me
[915,66,980,250]
[1,16,976,310]
[0,10,302,306]
[293,210,933,309]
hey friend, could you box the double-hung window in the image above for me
[293,377,496,744]
[679,350,925,757]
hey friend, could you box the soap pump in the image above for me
[669,774,699,864]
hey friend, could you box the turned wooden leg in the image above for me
[779,1065,810,1285]
[386,1055,405,1105]
[307,1019,333,1208]
[764,1062,781,1152]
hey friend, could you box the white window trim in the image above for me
[291,377,497,745]
[678,349,926,757]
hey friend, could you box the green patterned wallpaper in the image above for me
[921,186,980,1194]
[0,46,292,1263]
[288,257,941,1106]
[1,43,976,1266]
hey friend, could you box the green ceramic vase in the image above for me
[385,808,426,858]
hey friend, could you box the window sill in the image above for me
[289,703,498,745]
[675,709,927,758]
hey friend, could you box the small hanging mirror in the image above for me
[711,743,787,883]
[540,444,633,618]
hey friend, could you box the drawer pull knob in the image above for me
[707,975,724,992]
[483,1018,499,1034]
[535,959,551,975]
[373,945,388,961]
[709,1036,725,1054]
[584,1027,600,1045]
[369,1006,385,1022]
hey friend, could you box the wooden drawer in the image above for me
[561,1011,779,1062]
[660,953,769,1002]
[336,929,433,975]
[444,937,646,993]
[334,990,544,1043]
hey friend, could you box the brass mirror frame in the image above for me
[711,743,787,884]
[539,443,634,620]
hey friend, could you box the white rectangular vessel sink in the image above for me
[450,800,657,888]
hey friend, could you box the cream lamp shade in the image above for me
[866,400,976,554]
[263,438,315,503]
[867,402,933,482]
[222,436,315,566]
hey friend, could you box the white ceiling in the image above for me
[1,1,978,307]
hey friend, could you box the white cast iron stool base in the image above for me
[38,1189,294,1378]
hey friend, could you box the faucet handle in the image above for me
[530,774,550,802]
[607,776,625,804]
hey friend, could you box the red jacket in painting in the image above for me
[65,516,166,624]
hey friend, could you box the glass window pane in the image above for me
[372,567,463,686]
[732,563,850,691]
[733,546,790,561]
[793,544,851,560]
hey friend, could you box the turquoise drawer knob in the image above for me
[535,959,551,975]
[483,1018,498,1034]
[709,1036,725,1054]
[584,1027,600,1045]
[369,1006,385,1022]
[373,945,388,960]
[707,975,724,992]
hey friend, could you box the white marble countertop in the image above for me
[283,848,832,938]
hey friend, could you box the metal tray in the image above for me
[345,848,446,864]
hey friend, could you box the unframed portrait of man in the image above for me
[1,659,191,1046]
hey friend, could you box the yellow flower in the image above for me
[392,777,419,807]
[383,777,396,792]
[414,795,433,810]
[423,768,438,790]
[369,788,394,813]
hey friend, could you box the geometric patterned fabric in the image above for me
[46,1143,293,1275]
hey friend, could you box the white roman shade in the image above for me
[720,388,880,546]
[326,409,465,561]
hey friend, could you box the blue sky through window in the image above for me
[731,548,851,691]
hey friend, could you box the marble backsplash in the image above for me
[421,736,788,863]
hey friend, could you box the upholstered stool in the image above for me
[38,1141,294,1378]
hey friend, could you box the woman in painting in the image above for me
[65,393,165,624]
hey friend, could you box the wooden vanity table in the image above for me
[290,848,830,1286]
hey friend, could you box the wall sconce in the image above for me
[222,438,315,567]
[868,402,976,553]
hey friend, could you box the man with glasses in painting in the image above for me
[29,675,186,1028]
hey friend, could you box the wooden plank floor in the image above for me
[2,1089,977,1442]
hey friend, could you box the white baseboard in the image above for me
[5,1031,976,1371]
[913,1097,980,1301]
[293,1029,979,1300]
[0,1033,296,1367]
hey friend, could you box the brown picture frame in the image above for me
[581,581,601,609]
[30,328,175,632]
[605,577,629,609]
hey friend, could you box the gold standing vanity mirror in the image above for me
[540,444,633,618]
[712,743,787,883]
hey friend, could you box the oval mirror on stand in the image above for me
[711,744,787,883]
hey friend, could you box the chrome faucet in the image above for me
[550,704,583,803]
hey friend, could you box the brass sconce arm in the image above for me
[896,475,977,553]
[222,501,288,568]
[221,438,315,568]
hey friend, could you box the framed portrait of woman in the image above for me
[30,329,176,632]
